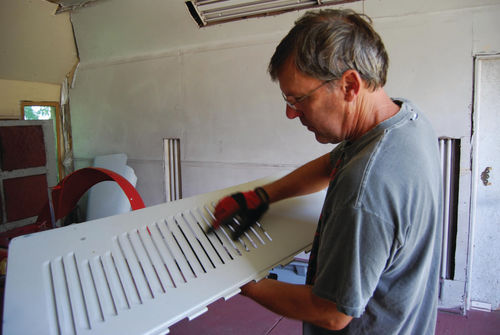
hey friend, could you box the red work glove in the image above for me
[211,187,269,240]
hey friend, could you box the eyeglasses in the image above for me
[281,80,332,110]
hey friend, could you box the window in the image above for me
[21,101,63,180]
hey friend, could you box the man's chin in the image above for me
[314,133,330,144]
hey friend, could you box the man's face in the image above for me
[277,58,350,144]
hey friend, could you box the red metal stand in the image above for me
[0,167,145,247]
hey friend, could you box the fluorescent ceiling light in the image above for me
[186,0,360,27]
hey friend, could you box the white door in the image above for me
[470,56,500,310]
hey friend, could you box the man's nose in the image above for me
[286,105,300,119]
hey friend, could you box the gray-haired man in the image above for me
[213,9,442,334]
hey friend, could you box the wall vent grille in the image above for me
[439,137,460,281]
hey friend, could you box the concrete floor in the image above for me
[169,294,301,335]
[169,294,500,334]
[436,309,500,335]
[169,264,500,334]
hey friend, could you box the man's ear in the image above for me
[341,70,362,102]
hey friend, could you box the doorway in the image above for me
[470,55,500,311]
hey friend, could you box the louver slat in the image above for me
[3,176,324,335]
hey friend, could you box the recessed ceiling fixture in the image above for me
[186,0,361,27]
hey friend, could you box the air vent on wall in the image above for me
[186,0,361,27]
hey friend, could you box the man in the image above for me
[212,9,442,334]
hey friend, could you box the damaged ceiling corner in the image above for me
[45,0,102,14]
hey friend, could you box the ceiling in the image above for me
[0,0,78,84]
[46,0,101,13]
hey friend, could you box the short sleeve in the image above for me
[311,205,395,317]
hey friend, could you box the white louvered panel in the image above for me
[3,176,323,335]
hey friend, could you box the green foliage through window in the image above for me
[24,106,55,120]
[23,104,60,180]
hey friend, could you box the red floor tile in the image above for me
[436,309,500,335]
[169,294,500,335]
[169,295,283,335]
[267,317,302,335]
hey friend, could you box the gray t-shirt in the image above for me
[304,99,443,334]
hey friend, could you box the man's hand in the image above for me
[211,187,269,240]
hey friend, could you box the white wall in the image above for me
[69,1,329,205]
[69,0,500,311]
[0,79,61,118]
[69,0,500,204]
[70,40,324,204]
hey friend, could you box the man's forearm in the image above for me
[241,279,352,331]
[263,153,332,203]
